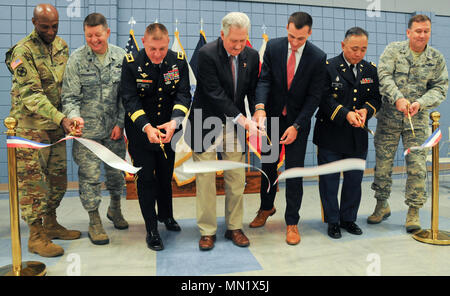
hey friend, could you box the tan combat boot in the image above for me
[43,209,81,240]
[367,200,391,224]
[88,209,109,245]
[106,197,129,230]
[405,207,421,233]
[28,219,64,257]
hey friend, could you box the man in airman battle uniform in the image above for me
[369,14,448,232]
[62,13,128,245]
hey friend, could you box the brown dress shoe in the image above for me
[199,235,216,251]
[224,229,250,247]
[249,207,276,228]
[286,225,301,245]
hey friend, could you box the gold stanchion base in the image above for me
[412,229,450,245]
[0,261,46,276]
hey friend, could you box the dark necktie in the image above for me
[154,63,161,84]
[229,55,236,94]
[349,64,356,82]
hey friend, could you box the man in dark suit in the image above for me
[120,23,191,251]
[313,27,381,239]
[250,12,327,245]
[185,12,260,251]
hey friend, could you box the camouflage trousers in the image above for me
[16,128,67,225]
[372,110,428,208]
[73,137,126,212]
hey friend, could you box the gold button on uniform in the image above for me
[367,88,370,91]
[157,112,161,116]
[159,98,163,101]
[353,98,357,102]
[353,89,357,93]
[158,88,162,91]
[158,104,161,108]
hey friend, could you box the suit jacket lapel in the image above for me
[338,53,357,86]
[288,41,310,92]
[235,49,247,100]
[217,38,235,99]
[280,38,288,92]
[355,63,363,85]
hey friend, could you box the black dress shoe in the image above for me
[327,223,341,239]
[146,230,164,251]
[340,221,363,235]
[160,217,181,232]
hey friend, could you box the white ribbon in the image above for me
[6,135,141,174]
[73,137,141,174]
[275,158,366,185]
[181,160,271,193]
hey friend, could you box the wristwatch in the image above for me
[292,123,300,131]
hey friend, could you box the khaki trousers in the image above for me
[193,129,245,236]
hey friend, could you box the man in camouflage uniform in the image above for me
[5,4,81,258]
[369,15,449,232]
[62,13,128,245]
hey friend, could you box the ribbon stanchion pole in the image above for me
[0,117,46,276]
[413,112,450,245]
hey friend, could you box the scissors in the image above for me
[158,130,168,159]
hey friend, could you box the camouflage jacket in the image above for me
[5,30,69,130]
[378,40,448,128]
[62,44,126,139]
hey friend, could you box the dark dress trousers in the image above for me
[120,49,191,232]
[255,38,327,225]
[313,53,381,224]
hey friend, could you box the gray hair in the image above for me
[221,12,251,36]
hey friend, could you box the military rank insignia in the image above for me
[125,53,134,63]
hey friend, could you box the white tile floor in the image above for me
[1,177,449,276]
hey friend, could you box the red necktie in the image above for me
[283,48,297,116]
[287,48,297,90]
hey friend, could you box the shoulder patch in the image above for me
[10,58,23,70]
[177,51,185,60]
[125,53,135,63]
[16,65,27,77]
[370,62,377,68]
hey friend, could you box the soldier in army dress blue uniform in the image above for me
[120,23,191,251]
[313,27,381,239]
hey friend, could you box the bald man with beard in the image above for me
[5,4,81,258]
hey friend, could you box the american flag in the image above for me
[125,29,139,57]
